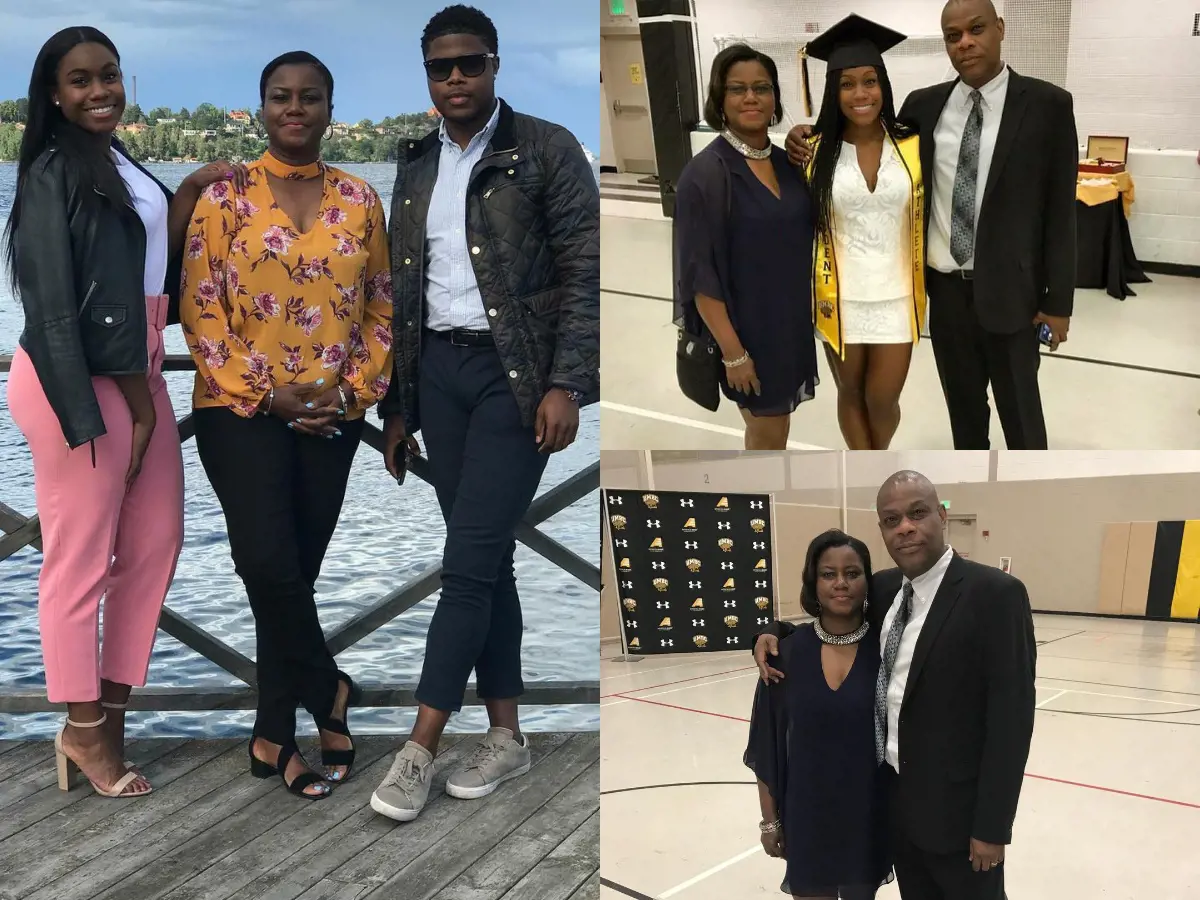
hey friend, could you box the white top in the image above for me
[928,64,1011,273]
[831,139,912,304]
[880,544,955,772]
[113,150,169,296]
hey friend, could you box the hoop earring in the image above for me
[324,123,333,140]
[863,596,870,612]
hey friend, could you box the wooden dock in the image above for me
[0,732,598,900]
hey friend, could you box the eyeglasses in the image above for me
[424,53,498,82]
[726,84,774,97]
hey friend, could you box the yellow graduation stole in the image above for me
[807,132,926,359]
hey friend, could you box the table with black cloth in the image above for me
[1075,170,1151,300]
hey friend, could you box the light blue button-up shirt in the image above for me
[424,100,502,331]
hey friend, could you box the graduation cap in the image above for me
[800,14,908,117]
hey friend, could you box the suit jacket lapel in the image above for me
[901,554,965,709]
[980,69,1028,212]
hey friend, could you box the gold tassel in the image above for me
[800,46,813,119]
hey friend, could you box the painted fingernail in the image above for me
[334,430,342,436]
[316,378,325,385]
[287,422,294,429]
[306,402,314,408]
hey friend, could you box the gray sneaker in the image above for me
[370,741,434,822]
[445,727,531,800]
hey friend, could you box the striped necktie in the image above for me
[875,581,915,765]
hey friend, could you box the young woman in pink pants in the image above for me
[4,26,246,798]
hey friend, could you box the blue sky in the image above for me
[0,0,600,151]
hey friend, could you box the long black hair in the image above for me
[800,529,874,619]
[4,26,132,289]
[807,65,915,244]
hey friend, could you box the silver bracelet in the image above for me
[263,387,275,416]
[337,385,350,413]
[759,818,781,834]
[723,352,750,368]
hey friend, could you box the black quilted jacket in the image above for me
[379,99,599,434]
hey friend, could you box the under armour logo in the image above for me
[621,580,632,589]
[680,499,694,507]
[751,500,764,509]
[625,620,638,629]
[657,601,669,609]
[616,539,628,548]
[646,519,660,528]
[726,636,740,645]
[757,616,770,625]
[756,580,767,588]
[693,618,705,627]
[717,522,731,531]
[721,562,734,570]
[651,561,665,570]
[661,639,674,648]
[753,541,766,549]
[608,496,623,505]
[689,581,702,589]
[724,600,736,608]
[684,541,698,549]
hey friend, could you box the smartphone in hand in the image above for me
[1037,322,1054,347]
[392,441,410,485]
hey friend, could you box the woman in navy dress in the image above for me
[745,530,892,899]
[674,44,818,451]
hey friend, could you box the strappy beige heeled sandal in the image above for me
[100,701,139,773]
[55,714,152,797]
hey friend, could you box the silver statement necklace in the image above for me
[813,619,869,645]
[721,129,772,160]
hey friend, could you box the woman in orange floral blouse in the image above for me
[181,51,392,801]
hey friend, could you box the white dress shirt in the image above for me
[927,64,1010,273]
[425,100,502,331]
[880,544,955,771]
[113,150,169,295]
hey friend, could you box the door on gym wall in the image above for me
[601,33,657,175]
[946,516,977,560]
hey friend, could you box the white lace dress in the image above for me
[822,140,914,345]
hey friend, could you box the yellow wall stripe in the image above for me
[1170,520,1200,619]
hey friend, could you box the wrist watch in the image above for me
[558,388,584,404]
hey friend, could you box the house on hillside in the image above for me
[119,123,148,135]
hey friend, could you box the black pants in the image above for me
[926,269,1048,450]
[194,406,365,745]
[885,767,1006,900]
[415,331,549,713]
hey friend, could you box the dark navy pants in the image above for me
[415,331,549,712]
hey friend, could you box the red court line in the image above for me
[600,666,758,699]
[613,694,1200,810]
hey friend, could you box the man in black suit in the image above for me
[753,471,1037,900]
[787,0,1078,449]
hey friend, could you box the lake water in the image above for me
[0,161,600,739]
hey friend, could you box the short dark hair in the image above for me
[800,529,873,618]
[422,4,498,56]
[259,51,335,109]
[703,44,783,131]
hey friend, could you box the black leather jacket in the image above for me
[12,140,181,449]
[380,99,599,433]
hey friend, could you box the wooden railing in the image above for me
[0,354,600,713]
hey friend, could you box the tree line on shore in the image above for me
[0,99,439,163]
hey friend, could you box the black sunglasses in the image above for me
[424,53,497,82]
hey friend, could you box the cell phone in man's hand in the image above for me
[393,441,409,485]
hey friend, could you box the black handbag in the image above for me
[676,325,721,412]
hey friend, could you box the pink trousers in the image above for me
[7,294,184,703]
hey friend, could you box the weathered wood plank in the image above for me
[289,881,370,900]
[564,871,599,899]
[22,744,275,900]
[359,733,600,900]
[0,738,190,833]
[0,742,54,783]
[115,736,400,900]
[495,811,600,900]
[434,760,600,900]
[238,734,482,897]
[0,741,26,758]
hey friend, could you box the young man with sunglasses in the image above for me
[371,4,599,823]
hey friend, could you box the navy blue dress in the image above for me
[674,138,819,416]
[744,624,892,896]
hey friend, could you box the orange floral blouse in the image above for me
[180,152,393,419]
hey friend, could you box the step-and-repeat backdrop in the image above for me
[603,489,776,654]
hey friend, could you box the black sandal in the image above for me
[316,671,362,784]
[248,738,331,800]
